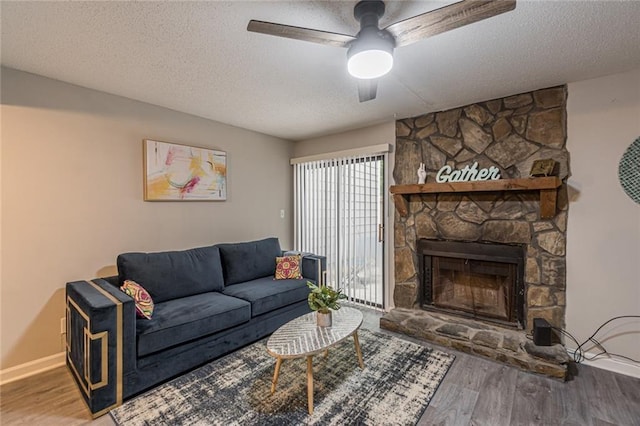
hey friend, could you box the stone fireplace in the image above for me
[381,86,571,378]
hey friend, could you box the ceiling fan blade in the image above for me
[385,0,516,48]
[247,20,355,48]
[358,79,378,103]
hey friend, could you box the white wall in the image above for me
[566,69,640,374]
[1,68,294,370]
[293,121,396,158]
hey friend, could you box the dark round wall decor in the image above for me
[619,137,640,204]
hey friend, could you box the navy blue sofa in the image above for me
[65,237,325,417]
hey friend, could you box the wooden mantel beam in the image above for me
[390,177,562,219]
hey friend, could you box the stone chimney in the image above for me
[382,86,571,379]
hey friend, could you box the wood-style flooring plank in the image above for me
[469,364,518,425]
[419,384,478,426]
[0,366,94,426]
[613,368,640,408]
[578,363,640,426]
[591,418,619,426]
[546,373,593,426]
[509,372,555,426]
[439,352,491,392]
[510,371,592,426]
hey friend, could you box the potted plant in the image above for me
[307,281,347,327]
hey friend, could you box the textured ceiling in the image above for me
[2,1,639,141]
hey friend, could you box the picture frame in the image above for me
[529,158,557,177]
[143,139,227,201]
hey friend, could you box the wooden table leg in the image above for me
[353,330,364,369]
[323,349,329,359]
[271,357,282,394]
[306,356,314,414]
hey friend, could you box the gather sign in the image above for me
[435,161,501,183]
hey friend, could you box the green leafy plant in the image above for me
[307,281,347,314]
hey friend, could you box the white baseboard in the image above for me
[566,348,640,379]
[0,352,66,386]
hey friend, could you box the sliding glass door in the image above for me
[293,154,385,308]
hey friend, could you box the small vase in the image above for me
[316,311,332,327]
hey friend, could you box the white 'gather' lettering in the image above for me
[435,162,501,183]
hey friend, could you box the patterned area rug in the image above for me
[110,329,455,425]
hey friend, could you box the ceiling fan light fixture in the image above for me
[347,48,393,79]
[347,27,394,80]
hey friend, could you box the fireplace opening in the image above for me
[418,240,525,328]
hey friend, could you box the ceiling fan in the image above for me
[248,0,516,102]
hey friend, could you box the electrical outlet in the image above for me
[280,209,285,219]
[60,317,66,335]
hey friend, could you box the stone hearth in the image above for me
[382,86,571,379]
[381,309,569,379]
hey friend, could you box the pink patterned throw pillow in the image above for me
[274,255,302,280]
[121,280,154,319]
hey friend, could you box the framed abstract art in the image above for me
[143,139,227,201]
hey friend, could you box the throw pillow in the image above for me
[274,255,302,280]
[121,280,154,319]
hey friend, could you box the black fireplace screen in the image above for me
[418,240,525,327]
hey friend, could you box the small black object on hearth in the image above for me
[533,317,553,346]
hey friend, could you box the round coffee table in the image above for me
[266,306,364,414]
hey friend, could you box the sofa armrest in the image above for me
[283,251,327,284]
[65,279,136,416]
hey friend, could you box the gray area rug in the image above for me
[110,329,455,425]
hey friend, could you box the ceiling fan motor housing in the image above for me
[347,28,394,58]
[348,0,395,79]
[352,0,395,49]
[354,0,386,28]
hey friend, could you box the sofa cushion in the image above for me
[136,292,251,357]
[218,237,282,285]
[117,245,224,303]
[274,255,302,280]
[222,276,310,316]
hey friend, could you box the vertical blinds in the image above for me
[293,154,385,309]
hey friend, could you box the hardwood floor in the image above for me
[1,308,638,425]
[0,365,113,426]
[363,309,640,426]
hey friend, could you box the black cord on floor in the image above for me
[551,315,640,364]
